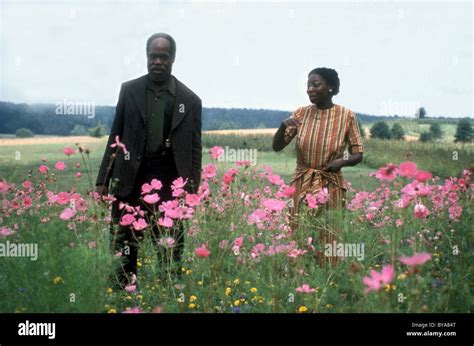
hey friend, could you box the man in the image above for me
[96,33,202,287]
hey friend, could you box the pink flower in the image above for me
[110,135,127,154]
[233,236,244,248]
[399,252,431,266]
[54,161,67,171]
[223,168,239,184]
[210,146,224,160]
[0,178,9,194]
[414,170,433,182]
[295,284,316,293]
[202,164,217,179]
[448,205,462,221]
[141,183,153,194]
[60,207,76,221]
[363,265,395,293]
[143,193,160,204]
[123,307,142,313]
[262,198,286,212]
[22,180,33,190]
[158,237,175,248]
[38,165,49,174]
[399,161,417,178]
[316,187,329,204]
[56,191,70,205]
[414,203,430,218]
[185,193,200,207]
[120,214,135,226]
[75,172,82,179]
[157,216,173,228]
[172,177,187,190]
[0,227,14,237]
[305,194,318,209]
[195,245,210,258]
[124,274,137,292]
[374,163,398,181]
[132,218,148,231]
[63,147,75,156]
[268,174,284,186]
[150,179,162,190]
[23,196,32,208]
[281,186,296,198]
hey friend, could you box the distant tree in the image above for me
[70,124,89,136]
[454,119,473,143]
[419,132,432,142]
[15,128,34,138]
[416,107,427,119]
[390,123,405,140]
[429,123,443,140]
[357,119,366,139]
[370,121,392,140]
[89,122,107,138]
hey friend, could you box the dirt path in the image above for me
[0,136,103,146]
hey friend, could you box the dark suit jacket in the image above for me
[96,74,202,197]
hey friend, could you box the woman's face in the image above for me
[307,74,331,104]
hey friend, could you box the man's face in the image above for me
[147,37,174,83]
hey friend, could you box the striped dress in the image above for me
[284,104,364,264]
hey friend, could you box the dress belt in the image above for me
[291,165,345,196]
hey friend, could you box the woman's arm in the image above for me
[323,152,363,172]
[273,118,300,152]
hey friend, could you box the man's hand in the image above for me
[96,184,109,198]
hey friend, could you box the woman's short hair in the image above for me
[308,67,340,95]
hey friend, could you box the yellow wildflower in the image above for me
[298,306,308,313]
[53,276,63,284]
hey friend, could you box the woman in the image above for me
[273,67,364,265]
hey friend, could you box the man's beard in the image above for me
[148,68,172,84]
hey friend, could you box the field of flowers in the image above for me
[0,138,472,313]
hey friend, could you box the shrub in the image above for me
[15,128,34,138]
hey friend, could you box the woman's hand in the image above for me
[323,159,344,172]
[282,117,301,128]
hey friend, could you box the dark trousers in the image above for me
[109,152,184,286]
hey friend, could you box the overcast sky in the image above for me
[0,0,472,117]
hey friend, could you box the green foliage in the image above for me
[390,123,405,140]
[416,107,427,118]
[454,119,473,143]
[89,122,107,138]
[70,124,89,136]
[419,132,433,142]
[363,138,473,178]
[15,128,34,138]
[357,119,366,139]
[370,121,392,140]
[429,123,443,140]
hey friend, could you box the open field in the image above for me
[0,133,472,314]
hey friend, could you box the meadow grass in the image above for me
[0,134,472,313]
